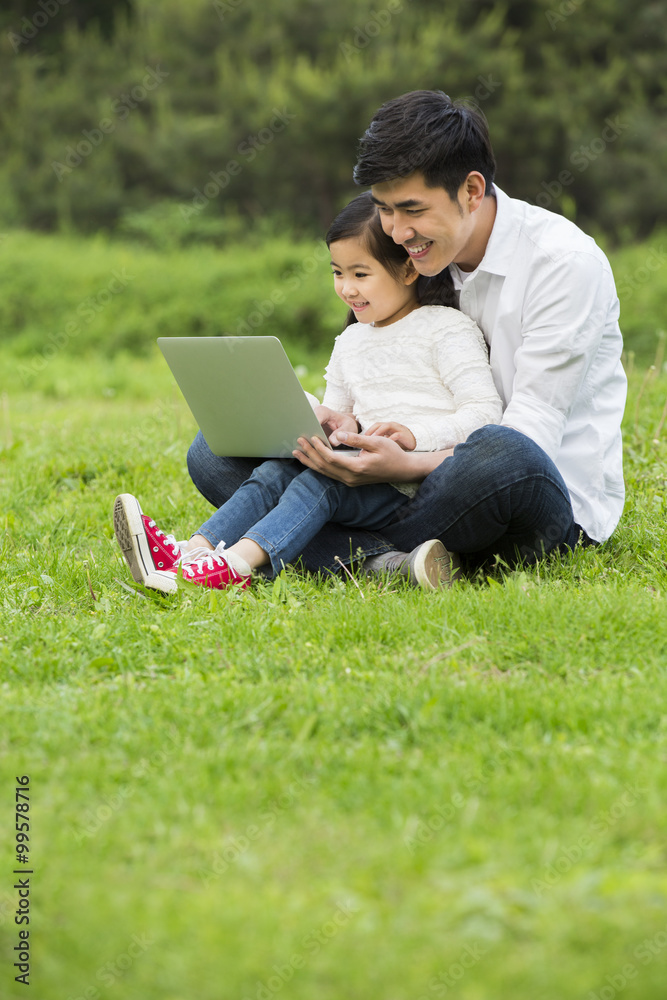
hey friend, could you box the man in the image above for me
[187,90,626,586]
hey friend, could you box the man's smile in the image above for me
[404,240,434,259]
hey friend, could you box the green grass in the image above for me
[2,346,667,999]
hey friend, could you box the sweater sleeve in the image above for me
[410,315,504,452]
[322,334,355,414]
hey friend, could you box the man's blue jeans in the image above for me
[187,426,591,575]
[193,458,410,576]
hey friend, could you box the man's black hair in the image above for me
[353,90,496,201]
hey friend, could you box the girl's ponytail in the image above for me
[415,270,458,310]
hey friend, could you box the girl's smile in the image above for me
[330,236,419,327]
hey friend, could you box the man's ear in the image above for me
[403,257,420,285]
[463,171,487,213]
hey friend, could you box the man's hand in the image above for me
[365,421,417,451]
[313,405,359,445]
[293,431,450,486]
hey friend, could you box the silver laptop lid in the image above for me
[157,336,330,458]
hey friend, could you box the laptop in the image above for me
[157,336,334,458]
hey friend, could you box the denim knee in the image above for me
[463,425,555,477]
[186,430,207,484]
[246,458,302,498]
[248,459,299,485]
[186,431,260,508]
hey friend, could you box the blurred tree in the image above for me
[0,0,664,241]
[2,0,134,49]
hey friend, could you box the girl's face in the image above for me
[329,236,419,328]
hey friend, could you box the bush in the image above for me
[2,229,666,385]
[0,231,345,378]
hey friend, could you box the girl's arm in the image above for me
[319,333,359,443]
[321,334,356,416]
[408,316,503,451]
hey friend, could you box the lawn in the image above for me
[2,339,667,999]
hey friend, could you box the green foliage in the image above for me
[0,0,665,239]
[0,230,343,373]
[1,230,666,377]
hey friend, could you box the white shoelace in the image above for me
[176,543,251,579]
[177,544,229,577]
[148,520,187,558]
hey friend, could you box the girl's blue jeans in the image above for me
[193,457,410,576]
[187,425,592,577]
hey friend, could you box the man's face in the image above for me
[371,172,477,276]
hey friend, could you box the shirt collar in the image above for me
[474,185,519,278]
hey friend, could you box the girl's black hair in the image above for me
[326,191,457,328]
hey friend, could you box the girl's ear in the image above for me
[403,257,420,286]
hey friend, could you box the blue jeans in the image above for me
[187,426,592,575]
[194,457,410,575]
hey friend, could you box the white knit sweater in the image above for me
[323,305,503,452]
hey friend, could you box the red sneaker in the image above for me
[114,493,187,591]
[173,546,251,592]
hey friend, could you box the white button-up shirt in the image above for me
[450,186,627,542]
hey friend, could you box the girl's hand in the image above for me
[314,406,359,445]
[365,421,417,451]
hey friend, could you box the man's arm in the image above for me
[293,432,453,486]
[501,251,618,461]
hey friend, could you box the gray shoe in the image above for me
[364,539,460,590]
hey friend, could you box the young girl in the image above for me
[114,192,502,592]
